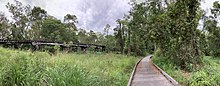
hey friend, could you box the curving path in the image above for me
[128,55,178,86]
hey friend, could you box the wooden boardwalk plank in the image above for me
[130,56,173,86]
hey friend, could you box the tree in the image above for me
[6,0,32,40]
[204,1,220,57]
[126,2,149,56]
[64,14,77,30]
[63,14,78,42]
[87,30,98,44]
[115,0,203,68]
[104,24,111,51]
[29,6,47,39]
[106,35,117,51]
[104,24,110,36]
[114,19,126,54]
[211,1,220,18]
[0,12,11,39]
[96,32,106,45]
[146,0,202,67]
[77,28,87,43]
[41,16,66,41]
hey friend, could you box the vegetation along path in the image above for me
[128,55,178,86]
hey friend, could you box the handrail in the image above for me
[127,55,179,86]
[127,58,143,86]
[0,39,105,48]
[153,63,179,86]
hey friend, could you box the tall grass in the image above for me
[188,56,220,86]
[0,47,138,86]
[152,56,220,86]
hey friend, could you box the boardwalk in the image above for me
[129,55,176,86]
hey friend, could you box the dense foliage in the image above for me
[0,0,220,70]
[203,1,220,57]
[112,0,220,68]
[153,56,220,86]
[0,0,220,85]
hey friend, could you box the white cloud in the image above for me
[35,0,131,33]
[200,0,219,16]
[0,0,219,32]
[0,0,131,33]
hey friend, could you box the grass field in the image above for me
[152,56,220,86]
[0,47,139,86]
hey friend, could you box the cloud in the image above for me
[35,0,131,33]
[200,0,218,16]
[0,0,218,32]
[0,0,131,33]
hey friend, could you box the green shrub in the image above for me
[189,71,212,86]
[153,55,220,86]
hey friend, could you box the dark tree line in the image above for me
[111,0,220,68]
[0,0,107,45]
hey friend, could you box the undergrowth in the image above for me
[0,47,138,86]
[152,56,220,86]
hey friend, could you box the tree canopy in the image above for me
[0,0,220,69]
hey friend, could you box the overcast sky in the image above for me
[0,0,219,33]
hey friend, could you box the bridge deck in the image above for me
[131,56,173,86]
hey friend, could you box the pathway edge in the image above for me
[152,60,180,86]
[127,58,143,86]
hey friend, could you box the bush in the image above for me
[189,71,212,86]
[152,55,220,86]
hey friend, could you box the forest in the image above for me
[0,0,220,86]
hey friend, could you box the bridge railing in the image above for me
[0,39,106,52]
